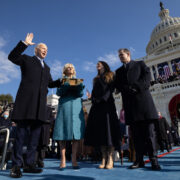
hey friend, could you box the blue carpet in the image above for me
[1,148,180,180]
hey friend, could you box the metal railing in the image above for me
[0,128,10,170]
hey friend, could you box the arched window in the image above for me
[174,32,178,38]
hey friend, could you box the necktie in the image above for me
[40,59,44,68]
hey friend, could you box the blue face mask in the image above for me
[4,115,9,118]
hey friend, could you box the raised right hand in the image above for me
[24,33,35,46]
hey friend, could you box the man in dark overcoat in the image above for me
[35,105,55,168]
[8,33,61,178]
[156,112,171,152]
[114,48,161,170]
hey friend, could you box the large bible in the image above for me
[61,78,83,86]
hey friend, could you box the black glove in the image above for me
[129,86,138,94]
[92,97,102,104]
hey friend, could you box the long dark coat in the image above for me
[84,75,120,147]
[8,41,59,122]
[39,105,55,146]
[156,117,170,141]
[115,60,158,125]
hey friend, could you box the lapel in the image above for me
[32,56,49,76]
[127,60,135,71]
[127,60,136,82]
[43,60,50,77]
[32,56,43,68]
[43,62,49,74]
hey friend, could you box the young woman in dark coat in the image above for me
[84,61,120,169]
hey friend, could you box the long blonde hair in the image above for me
[62,63,76,78]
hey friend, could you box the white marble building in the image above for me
[84,4,180,124]
[47,94,59,108]
[47,4,180,125]
[140,4,180,124]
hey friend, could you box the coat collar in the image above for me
[32,56,47,69]
[127,60,135,70]
[119,60,135,71]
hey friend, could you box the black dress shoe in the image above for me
[37,160,44,168]
[152,164,161,170]
[151,158,161,171]
[129,161,145,169]
[10,166,22,178]
[73,166,80,170]
[23,165,43,173]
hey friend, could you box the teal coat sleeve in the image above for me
[56,82,70,96]
[74,83,85,97]
[56,83,84,97]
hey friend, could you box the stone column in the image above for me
[168,61,173,74]
[150,66,155,81]
[154,64,159,78]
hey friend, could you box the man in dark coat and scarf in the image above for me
[8,33,61,178]
[156,112,171,152]
[114,48,161,170]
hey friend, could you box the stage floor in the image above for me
[1,148,180,180]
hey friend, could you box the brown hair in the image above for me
[118,48,130,54]
[94,61,114,84]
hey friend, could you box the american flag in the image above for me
[178,61,180,69]
[163,65,171,79]
[172,61,180,72]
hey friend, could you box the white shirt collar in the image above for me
[36,56,44,67]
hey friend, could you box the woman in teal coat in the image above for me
[53,63,85,170]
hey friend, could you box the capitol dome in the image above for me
[146,3,180,55]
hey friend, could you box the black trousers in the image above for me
[12,120,42,167]
[36,123,51,162]
[131,120,157,162]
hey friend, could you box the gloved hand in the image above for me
[92,97,102,104]
[129,85,138,95]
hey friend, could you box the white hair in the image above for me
[34,43,47,56]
